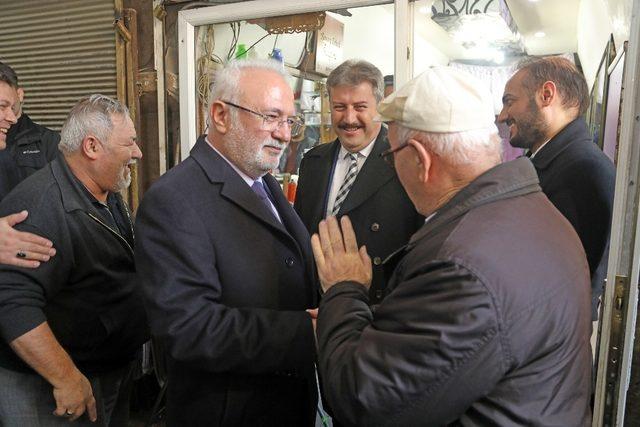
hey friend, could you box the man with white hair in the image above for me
[0,94,148,426]
[312,67,592,426]
[135,59,318,426]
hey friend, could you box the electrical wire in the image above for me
[245,33,271,55]
[196,25,223,107]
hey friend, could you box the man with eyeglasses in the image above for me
[0,62,58,269]
[312,67,592,425]
[294,60,423,306]
[135,59,318,426]
[0,94,148,426]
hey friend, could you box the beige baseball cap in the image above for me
[376,66,495,133]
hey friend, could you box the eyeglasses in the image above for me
[379,141,410,168]
[222,100,304,135]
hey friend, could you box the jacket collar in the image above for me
[530,117,590,170]
[7,114,41,146]
[337,127,396,215]
[408,157,541,249]
[51,155,114,216]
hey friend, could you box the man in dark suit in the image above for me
[498,56,616,320]
[135,59,318,426]
[295,60,423,304]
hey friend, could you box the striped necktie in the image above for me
[332,153,359,216]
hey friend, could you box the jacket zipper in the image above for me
[87,212,134,255]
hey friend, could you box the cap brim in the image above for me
[373,112,394,123]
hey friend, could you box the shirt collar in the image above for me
[338,135,377,160]
[206,136,264,187]
[70,169,112,208]
[424,212,437,224]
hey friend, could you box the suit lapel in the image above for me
[190,137,288,236]
[267,173,318,305]
[300,141,340,224]
[338,128,395,215]
[264,173,306,246]
[531,118,588,171]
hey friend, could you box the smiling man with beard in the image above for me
[0,94,148,426]
[498,56,615,320]
[135,59,319,426]
[295,60,423,306]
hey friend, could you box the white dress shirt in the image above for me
[326,138,377,216]
[529,139,551,159]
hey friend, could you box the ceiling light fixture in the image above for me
[534,31,546,38]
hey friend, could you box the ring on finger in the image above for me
[65,410,74,416]
[16,250,26,259]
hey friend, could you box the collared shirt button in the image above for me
[285,258,295,267]
[375,290,383,300]
[373,256,382,265]
[370,222,380,232]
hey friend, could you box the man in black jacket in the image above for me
[0,94,148,426]
[498,56,616,320]
[312,67,591,426]
[0,62,58,268]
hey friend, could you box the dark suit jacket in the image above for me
[135,137,318,426]
[531,117,616,319]
[294,128,424,304]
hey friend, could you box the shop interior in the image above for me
[179,0,628,203]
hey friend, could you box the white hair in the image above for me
[58,94,129,155]
[207,59,290,122]
[396,124,503,166]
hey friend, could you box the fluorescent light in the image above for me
[419,6,431,15]
[528,0,540,2]
[534,31,546,38]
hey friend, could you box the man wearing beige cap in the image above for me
[312,66,592,426]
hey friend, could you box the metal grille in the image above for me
[0,0,117,130]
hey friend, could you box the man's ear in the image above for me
[17,88,24,103]
[408,139,432,183]
[539,81,557,107]
[81,136,101,160]
[210,101,230,134]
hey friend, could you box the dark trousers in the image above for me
[0,363,134,427]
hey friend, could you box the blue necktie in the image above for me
[252,180,279,221]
